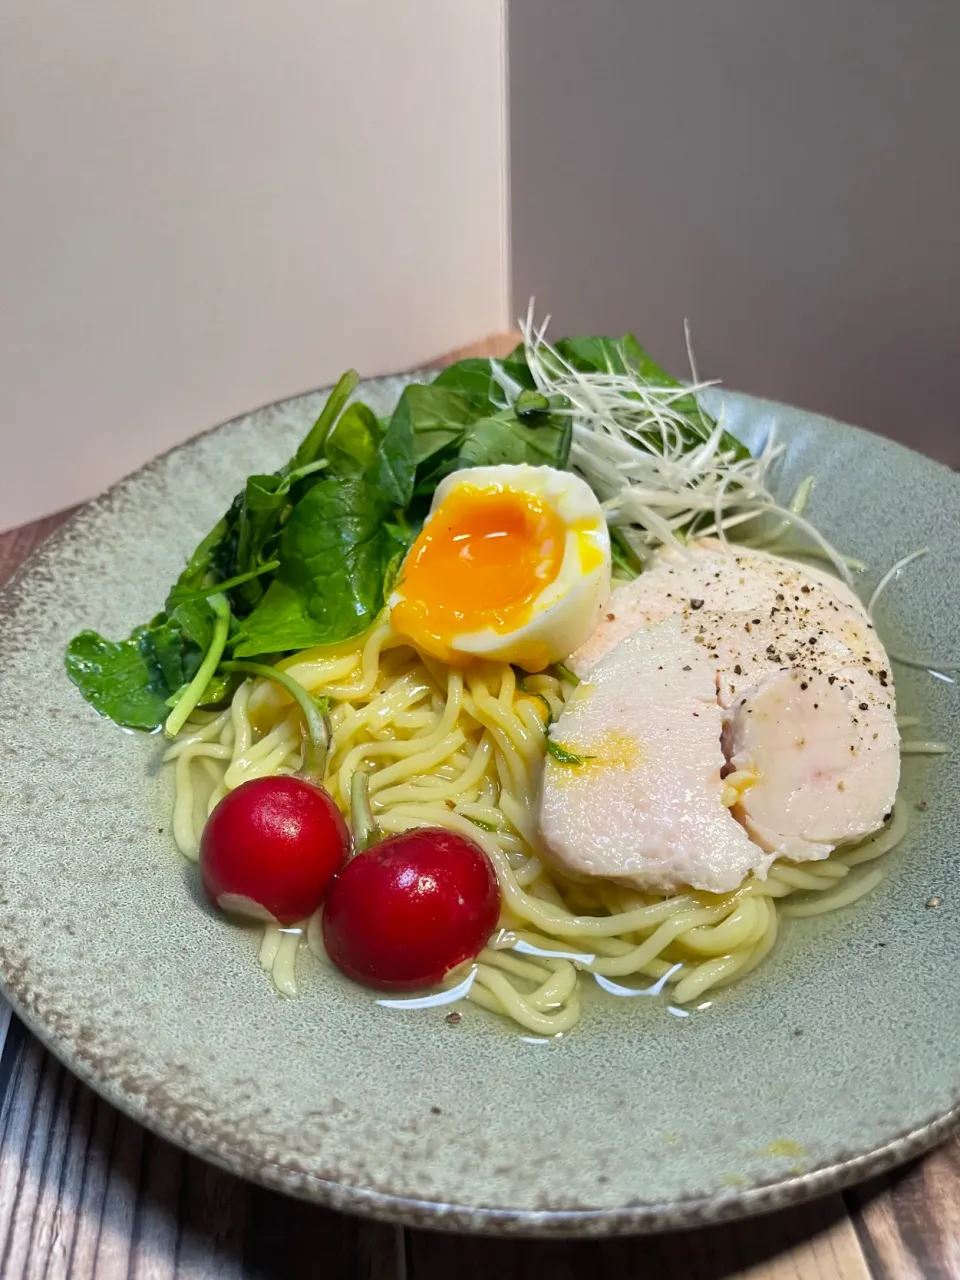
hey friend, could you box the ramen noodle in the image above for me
[164,612,910,1034]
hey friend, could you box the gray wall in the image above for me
[509,1,959,464]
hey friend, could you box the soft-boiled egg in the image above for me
[389,464,611,670]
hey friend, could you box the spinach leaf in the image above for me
[365,401,416,507]
[173,369,361,619]
[435,353,536,403]
[456,411,571,470]
[177,515,231,590]
[322,395,416,508]
[325,402,382,478]
[164,593,232,736]
[430,358,500,411]
[65,617,202,731]
[67,337,750,736]
[165,560,279,612]
[390,385,478,467]
[390,373,571,499]
[292,369,360,471]
[233,478,397,657]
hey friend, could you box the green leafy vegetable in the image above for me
[65,617,203,731]
[431,355,534,409]
[609,529,644,580]
[546,333,749,461]
[164,594,231,736]
[233,478,398,656]
[545,738,591,766]
[293,369,360,470]
[221,659,330,780]
[325,402,382,478]
[66,329,753,736]
[552,663,580,686]
[389,380,570,501]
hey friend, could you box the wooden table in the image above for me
[0,338,957,1279]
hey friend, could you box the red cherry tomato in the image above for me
[200,776,349,925]
[322,828,500,990]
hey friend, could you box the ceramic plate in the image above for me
[0,376,957,1237]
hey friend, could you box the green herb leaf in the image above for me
[552,663,581,687]
[431,352,535,404]
[65,618,202,731]
[609,529,644,581]
[164,593,232,736]
[233,478,394,656]
[366,401,416,507]
[177,516,231,590]
[293,369,360,470]
[456,411,571,471]
[391,385,479,467]
[545,737,591,766]
[325,402,382,478]
[165,560,280,611]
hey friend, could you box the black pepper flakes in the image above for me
[733,664,742,675]
[859,702,869,711]
[690,598,704,610]
[682,664,692,672]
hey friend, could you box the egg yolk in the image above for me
[391,484,566,663]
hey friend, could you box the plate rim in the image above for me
[5,962,959,1236]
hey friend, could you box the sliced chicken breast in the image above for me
[571,539,884,677]
[540,618,770,894]
[539,540,899,894]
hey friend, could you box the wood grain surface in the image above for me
[0,336,957,1278]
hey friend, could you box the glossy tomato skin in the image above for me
[200,776,349,924]
[322,828,500,990]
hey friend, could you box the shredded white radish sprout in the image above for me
[867,548,929,616]
[502,307,855,584]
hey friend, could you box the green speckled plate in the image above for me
[0,377,957,1237]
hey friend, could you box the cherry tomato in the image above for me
[322,827,500,990]
[200,776,349,924]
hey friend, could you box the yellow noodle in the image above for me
[167,611,912,1030]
